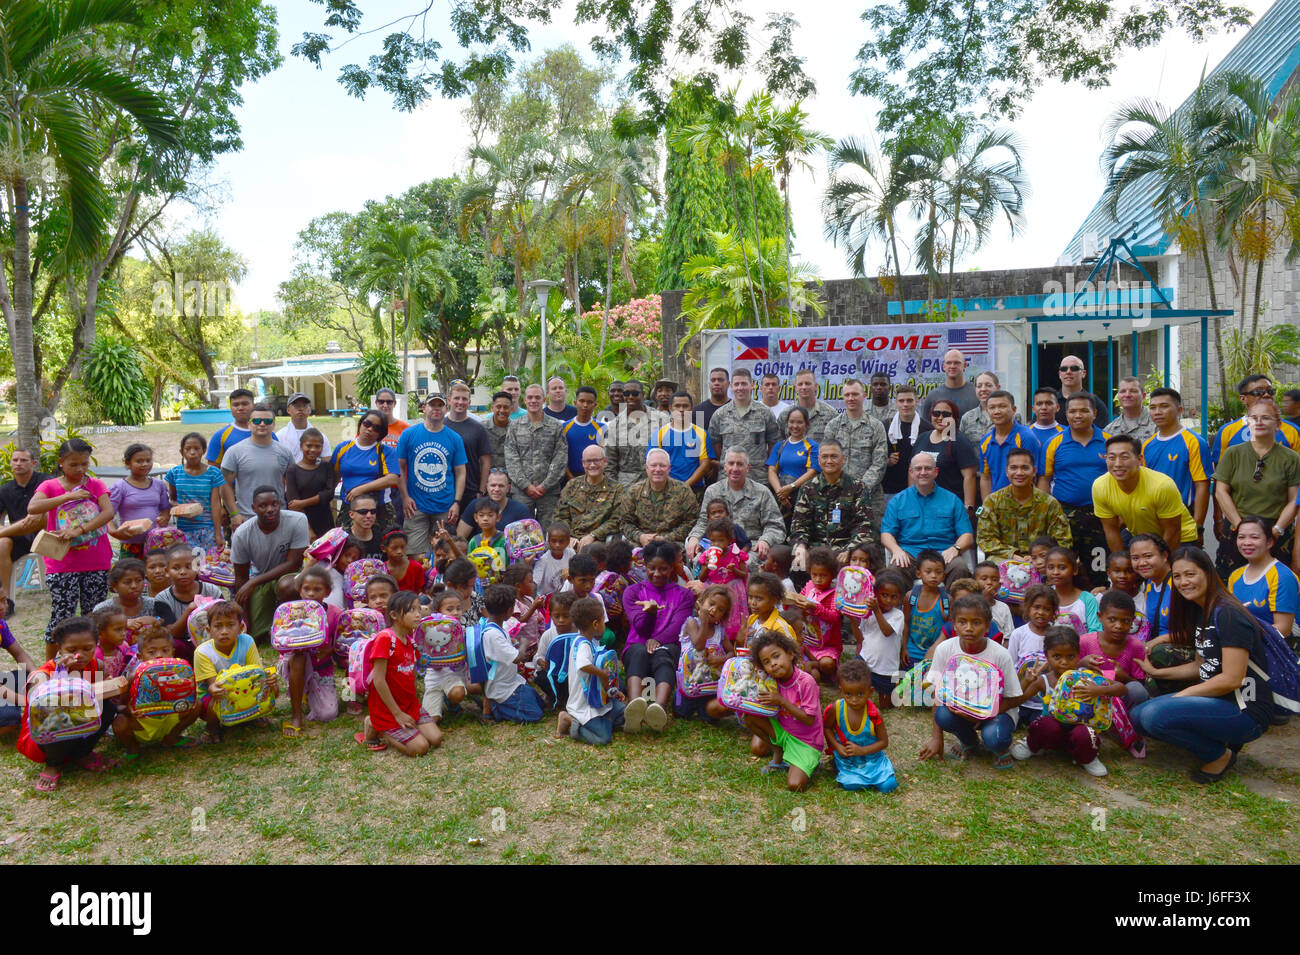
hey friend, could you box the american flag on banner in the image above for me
[946,326,990,355]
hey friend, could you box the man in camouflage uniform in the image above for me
[553,445,629,550]
[976,446,1072,560]
[866,372,894,426]
[778,368,838,442]
[504,383,568,528]
[708,369,779,486]
[686,450,785,561]
[822,377,888,535]
[483,390,513,471]
[622,449,698,545]
[789,439,876,568]
[605,379,669,486]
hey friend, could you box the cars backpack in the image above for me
[465,619,500,686]
[334,608,386,665]
[54,496,104,549]
[504,519,546,561]
[27,670,102,745]
[145,526,187,552]
[212,664,279,725]
[1043,668,1113,729]
[270,600,329,653]
[347,637,376,697]
[414,613,466,670]
[677,642,721,698]
[716,656,779,717]
[543,632,579,705]
[579,640,621,708]
[306,527,349,563]
[186,594,221,645]
[891,660,932,707]
[129,657,196,718]
[468,545,505,583]
[835,566,875,618]
[997,558,1040,602]
[345,558,388,601]
[198,547,235,588]
[934,652,1004,721]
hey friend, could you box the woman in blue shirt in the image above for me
[331,411,400,532]
[766,406,819,522]
[1131,533,1173,641]
[1228,516,1298,635]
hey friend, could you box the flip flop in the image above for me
[35,769,60,792]
[281,722,303,739]
[992,751,1015,770]
[354,731,386,752]
[761,760,791,775]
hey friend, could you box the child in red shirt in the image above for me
[383,529,427,593]
[359,590,441,755]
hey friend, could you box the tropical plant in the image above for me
[549,315,653,397]
[578,295,664,382]
[0,0,180,452]
[1221,323,1300,386]
[763,100,831,319]
[355,348,402,404]
[678,231,824,349]
[82,336,151,426]
[0,427,95,484]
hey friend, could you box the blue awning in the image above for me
[243,358,357,378]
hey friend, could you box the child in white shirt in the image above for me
[481,584,544,723]
[533,525,574,596]
[856,571,906,709]
[975,561,1014,639]
[556,597,626,744]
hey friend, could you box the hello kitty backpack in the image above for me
[198,547,235,588]
[414,613,466,670]
[997,558,1039,602]
[1043,668,1113,729]
[716,656,779,716]
[835,566,875,618]
[306,527,349,563]
[934,653,1004,721]
[129,658,196,718]
[145,526,187,552]
[504,519,546,561]
[270,600,329,653]
[27,670,102,745]
[212,664,278,725]
[334,608,386,664]
[345,558,388,601]
[186,594,221,644]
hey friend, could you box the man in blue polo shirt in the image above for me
[652,391,715,490]
[1039,393,1110,586]
[562,386,606,478]
[1143,387,1210,537]
[979,390,1042,497]
[396,393,468,557]
[880,452,974,578]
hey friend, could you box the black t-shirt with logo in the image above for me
[1194,600,1274,728]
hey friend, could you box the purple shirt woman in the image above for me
[620,540,694,729]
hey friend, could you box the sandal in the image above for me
[281,722,303,739]
[992,751,1015,770]
[949,742,978,761]
[77,753,119,772]
[761,760,791,775]
[35,769,60,792]
[354,731,386,752]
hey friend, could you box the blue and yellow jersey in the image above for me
[206,424,250,468]
[332,439,393,497]
[979,423,1042,492]
[1040,427,1109,507]
[1228,560,1299,629]
[652,424,714,486]
[561,418,605,474]
[1212,416,1300,468]
[1142,428,1210,510]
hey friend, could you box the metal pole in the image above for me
[1130,330,1139,377]
[541,300,548,387]
[1031,321,1039,394]
[1163,324,1171,387]
[1107,334,1114,411]
[1201,315,1209,439]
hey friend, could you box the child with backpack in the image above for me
[360,590,441,755]
[193,600,271,743]
[696,517,749,644]
[533,523,574,597]
[824,658,897,793]
[536,590,578,709]
[503,562,544,658]
[788,546,842,683]
[936,579,1005,645]
[902,550,949,669]
[481,583,544,723]
[918,594,1028,770]
[744,628,824,792]
[278,564,341,737]
[1079,590,1148,758]
[1045,546,1100,634]
[421,589,469,725]
[974,560,1015,638]
[112,624,200,756]
[556,597,626,744]
[856,571,906,708]
[682,585,732,721]
[1005,584,1059,727]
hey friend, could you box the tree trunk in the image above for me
[9,177,40,454]
[947,195,962,319]
[1250,253,1265,342]
[401,291,411,395]
[745,142,771,326]
[152,372,163,422]
[781,173,796,327]
[601,246,615,359]
[1195,208,1230,408]
[926,200,937,317]
[889,220,906,322]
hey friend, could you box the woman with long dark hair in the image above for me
[331,410,399,532]
[1132,546,1275,783]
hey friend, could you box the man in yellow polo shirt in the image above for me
[1093,434,1198,555]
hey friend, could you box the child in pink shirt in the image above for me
[743,628,824,792]
[789,546,842,683]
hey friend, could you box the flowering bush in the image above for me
[580,295,662,356]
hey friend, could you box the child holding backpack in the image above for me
[902,550,949,669]
[112,624,200,755]
[421,589,469,725]
[788,546,842,683]
[278,565,341,737]
[536,590,578,708]
[481,584,544,723]
[556,597,626,745]
[360,590,441,755]
[193,600,271,743]
[744,628,824,792]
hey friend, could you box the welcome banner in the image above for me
[728,322,996,408]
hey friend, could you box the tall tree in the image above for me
[762,100,830,317]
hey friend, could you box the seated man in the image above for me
[880,453,973,577]
[623,449,699,545]
[789,439,875,569]
[685,450,785,562]
[977,447,1072,560]
[231,486,310,642]
[552,445,630,552]
[458,468,532,540]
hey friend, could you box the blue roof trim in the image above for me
[885,286,1174,315]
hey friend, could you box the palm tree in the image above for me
[822,136,911,317]
[763,100,831,320]
[563,128,658,356]
[0,0,178,452]
[1102,77,1236,403]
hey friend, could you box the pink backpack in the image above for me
[270,600,329,653]
[716,656,779,716]
[934,652,1004,720]
[1055,609,1086,634]
[834,566,875,618]
[306,527,349,563]
[997,559,1040,602]
[334,608,386,663]
[347,635,377,696]
[504,519,546,561]
[28,671,102,745]
[345,558,388,601]
[145,526,188,552]
[198,547,235,588]
[414,613,466,669]
[186,594,220,644]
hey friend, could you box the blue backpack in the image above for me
[582,643,622,708]
[465,618,501,686]
[544,632,580,707]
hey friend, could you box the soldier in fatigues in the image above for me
[504,384,568,528]
[708,369,780,486]
[553,446,630,549]
[789,439,876,565]
[605,379,669,486]
[483,390,513,471]
[685,450,786,561]
[622,449,700,544]
[866,372,895,426]
[823,378,889,536]
[777,369,839,443]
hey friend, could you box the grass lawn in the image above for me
[1,590,1296,864]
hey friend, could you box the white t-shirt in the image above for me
[276,422,333,464]
[565,637,611,725]
[990,599,1014,642]
[533,548,573,596]
[858,608,905,677]
[482,621,524,702]
[929,636,1023,723]
[1006,623,1048,712]
[557,583,607,624]
[324,567,346,610]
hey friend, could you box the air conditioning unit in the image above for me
[325,340,341,353]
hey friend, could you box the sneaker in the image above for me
[624,696,647,734]
[644,701,668,731]
[1010,740,1037,761]
[1081,757,1108,777]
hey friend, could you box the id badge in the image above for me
[830,507,842,525]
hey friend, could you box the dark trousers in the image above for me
[1061,503,1108,589]
[1027,714,1099,763]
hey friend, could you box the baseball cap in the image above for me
[424,392,447,406]
[287,392,311,405]
[654,379,679,392]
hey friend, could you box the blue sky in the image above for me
[190,0,1272,313]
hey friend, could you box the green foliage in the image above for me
[82,336,151,426]
[0,427,95,485]
[1222,324,1300,386]
[355,349,402,403]
[549,315,653,398]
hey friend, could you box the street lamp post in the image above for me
[526,279,559,387]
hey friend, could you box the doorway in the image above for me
[1031,341,1113,408]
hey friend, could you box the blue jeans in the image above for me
[934,705,1013,753]
[491,683,544,723]
[570,699,626,745]
[1131,694,1265,763]
[0,670,21,728]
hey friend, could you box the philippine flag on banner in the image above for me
[733,334,769,361]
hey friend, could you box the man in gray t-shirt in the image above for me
[221,405,295,523]
[919,349,980,420]
[231,488,310,641]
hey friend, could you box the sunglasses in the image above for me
[1059,365,1084,372]
[931,410,954,419]
[359,419,381,430]
[352,507,377,515]
[488,467,509,475]
[624,390,642,397]
[250,417,273,425]
[375,399,396,405]
[1244,387,1275,398]
[1253,457,1267,483]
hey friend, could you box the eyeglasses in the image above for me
[1059,364,1084,372]
[352,507,377,515]
[359,419,380,431]
[375,398,396,405]
[1253,457,1267,483]
[931,410,954,419]
[250,417,273,425]
[1244,387,1275,398]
